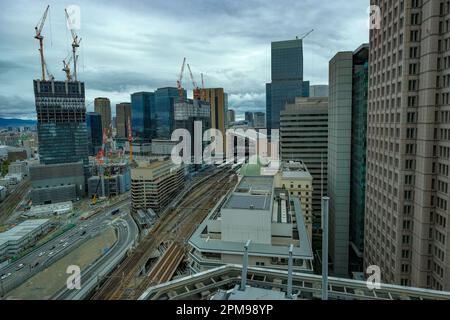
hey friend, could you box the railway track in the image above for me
[0,179,31,224]
[91,167,237,300]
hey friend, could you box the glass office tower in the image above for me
[131,92,155,142]
[266,38,310,131]
[155,87,184,139]
[86,112,103,156]
[33,80,89,167]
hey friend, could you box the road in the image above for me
[54,212,138,300]
[0,198,133,297]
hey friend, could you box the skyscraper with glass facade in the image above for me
[327,44,368,277]
[266,38,310,131]
[86,112,103,156]
[131,91,155,142]
[33,80,89,168]
[131,88,186,143]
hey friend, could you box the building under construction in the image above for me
[87,162,131,199]
[131,158,185,214]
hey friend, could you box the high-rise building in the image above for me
[33,80,89,168]
[227,109,236,124]
[86,112,103,156]
[131,89,186,143]
[131,92,155,142]
[253,112,266,128]
[94,97,112,133]
[365,0,450,291]
[266,38,310,131]
[116,103,132,138]
[280,97,328,229]
[310,85,329,97]
[155,87,184,139]
[245,111,254,126]
[174,98,211,162]
[199,88,228,150]
[327,44,368,277]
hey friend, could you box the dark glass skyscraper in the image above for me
[86,112,103,156]
[155,87,184,139]
[131,91,155,142]
[33,80,89,167]
[131,88,186,142]
[266,38,310,131]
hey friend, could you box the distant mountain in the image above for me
[0,118,36,127]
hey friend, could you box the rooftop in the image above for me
[223,176,273,211]
[0,219,50,247]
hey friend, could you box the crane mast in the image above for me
[65,8,82,81]
[187,63,200,100]
[34,5,50,81]
[177,57,186,100]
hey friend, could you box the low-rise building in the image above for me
[188,176,314,274]
[131,158,185,214]
[8,160,28,177]
[29,162,85,205]
[275,161,313,241]
[0,219,52,259]
[26,202,73,217]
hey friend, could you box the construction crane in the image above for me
[201,73,206,101]
[43,58,55,81]
[187,63,201,100]
[34,5,50,80]
[176,57,186,100]
[62,53,74,81]
[297,29,314,40]
[64,8,82,81]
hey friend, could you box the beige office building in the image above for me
[199,88,228,149]
[131,159,184,214]
[94,97,112,133]
[116,102,132,138]
[280,97,328,225]
[365,0,450,291]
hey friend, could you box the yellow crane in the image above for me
[62,53,74,81]
[34,5,50,80]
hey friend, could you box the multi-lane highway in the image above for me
[0,199,136,298]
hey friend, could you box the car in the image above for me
[1,273,11,280]
[48,251,54,256]
[16,263,25,271]
[62,242,69,247]
[38,251,45,257]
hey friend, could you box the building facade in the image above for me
[116,102,132,138]
[29,162,85,205]
[266,38,310,131]
[33,80,89,168]
[155,87,183,140]
[328,44,368,277]
[86,112,103,156]
[131,159,185,214]
[227,109,236,124]
[199,88,228,145]
[245,112,254,127]
[280,97,328,229]
[365,0,450,291]
[94,97,112,133]
[131,92,155,142]
[253,112,266,128]
[310,85,329,97]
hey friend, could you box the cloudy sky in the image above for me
[0,0,369,120]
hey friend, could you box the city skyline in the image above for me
[0,0,369,119]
